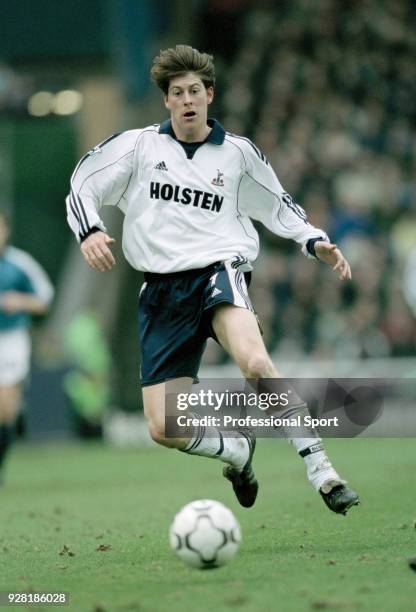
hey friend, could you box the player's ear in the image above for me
[163,93,170,110]
[206,86,214,105]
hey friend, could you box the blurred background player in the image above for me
[0,209,54,482]
[66,45,359,515]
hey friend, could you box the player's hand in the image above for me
[0,291,28,313]
[0,291,48,315]
[314,241,352,280]
[80,231,116,271]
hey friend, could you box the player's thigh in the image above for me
[0,329,30,390]
[0,384,22,423]
[142,376,193,430]
[212,304,280,377]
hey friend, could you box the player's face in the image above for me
[164,73,214,141]
[0,215,9,254]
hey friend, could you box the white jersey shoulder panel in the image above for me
[6,246,54,303]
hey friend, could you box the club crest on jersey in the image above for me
[211,170,224,187]
[88,145,102,156]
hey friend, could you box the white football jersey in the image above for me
[66,119,329,273]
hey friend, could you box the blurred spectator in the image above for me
[208,0,416,360]
[196,0,254,61]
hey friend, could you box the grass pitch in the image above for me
[0,438,415,612]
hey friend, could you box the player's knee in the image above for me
[147,418,176,448]
[147,419,165,444]
[243,353,274,379]
[0,393,20,424]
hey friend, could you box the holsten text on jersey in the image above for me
[150,182,223,212]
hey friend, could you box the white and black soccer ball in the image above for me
[169,499,241,569]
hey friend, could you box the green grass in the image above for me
[0,439,415,612]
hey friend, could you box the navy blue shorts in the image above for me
[139,260,254,386]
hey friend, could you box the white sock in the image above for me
[183,424,249,471]
[279,405,344,492]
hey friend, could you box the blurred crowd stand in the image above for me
[203,0,416,365]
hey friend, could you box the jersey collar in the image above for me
[159,118,225,145]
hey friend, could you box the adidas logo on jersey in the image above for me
[154,161,168,171]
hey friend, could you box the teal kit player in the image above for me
[0,209,53,481]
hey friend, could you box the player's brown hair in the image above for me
[150,45,215,94]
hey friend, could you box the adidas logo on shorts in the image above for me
[154,161,168,171]
[211,287,222,298]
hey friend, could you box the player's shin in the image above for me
[181,414,249,471]
[264,388,359,515]
[180,413,258,508]
[0,422,14,481]
[277,401,345,492]
[254,379,343,493]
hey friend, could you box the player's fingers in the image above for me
[100,248,116,268]
[86,249,106,272]
[332,251,343,271]
[342,258,351,278]
[343,261,352,280]
[337,259,351,280]
[81,249,100,271]
[332,254,349,279]
[94,236,116,267]
[91,245,115,270]
[81,243,108,271]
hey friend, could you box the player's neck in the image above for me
[171,119,211,143]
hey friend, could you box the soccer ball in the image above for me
[169,499,241,569]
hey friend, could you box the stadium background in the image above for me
[1,0,415,436]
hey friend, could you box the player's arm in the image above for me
[238,142,351,280]
[0,292,50,315]
[0,249,54,314]
[66,130,139,271]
